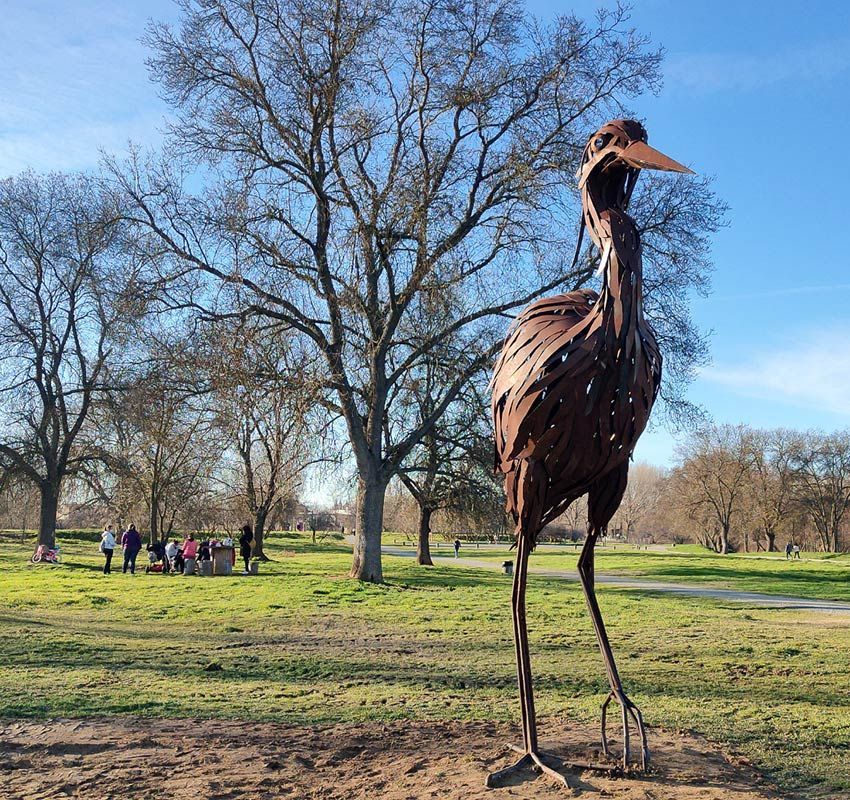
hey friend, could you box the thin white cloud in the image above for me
[0,1,174,175]
[0,115,165,175]
[702,324,850,416]
[666,36,850,93]
[713,284,850,301]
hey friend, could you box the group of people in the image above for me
[99,524,256,575]
[148,534,201,574]
[98,524,143,574]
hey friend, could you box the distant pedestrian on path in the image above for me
[454,538,461,558]
[793,545,801,559]
[785,541,793,560]
[121,524,142,574]
[100,524,116,574]
[239,524,254,574]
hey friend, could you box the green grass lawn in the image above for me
[442,542,850,603]
[1,530,850,797]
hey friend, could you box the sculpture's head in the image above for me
[577,119,692,205]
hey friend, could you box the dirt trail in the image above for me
[0,717,798,799]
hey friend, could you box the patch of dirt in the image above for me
[0,717,793,799]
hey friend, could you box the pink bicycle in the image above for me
[31,545,60,564]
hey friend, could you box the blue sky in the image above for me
[3,0,850,471]
[609,0,850,463]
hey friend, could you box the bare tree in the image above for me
[441,446,506,541]
[0,172,141,548]
[232,393,307,557]
[73,395,143,529]
[397,387,493,565]
[83,350,222,543]
[111,0,724,582]
[204,323,325,557]
[391,308,497,564]
[747,428,796,552]
[302,506,338,543]
[126,374,219,542]
[0,475,40,538]
[670,424,754,554]
[790,430,850,553]
[554,495,589,542]
[611,462,664,541]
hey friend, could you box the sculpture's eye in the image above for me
[593,136,606,150]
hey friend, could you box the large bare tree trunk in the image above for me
[253,510,270,561]
[719,523,731,554]
[765,529,777,552]
[350,471,386,583]
[38,480,59,548]
[149,492,160,544]
[416,506,434,566]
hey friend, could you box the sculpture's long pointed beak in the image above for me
[619,141,694,174]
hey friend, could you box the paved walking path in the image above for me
[382,545,850,614]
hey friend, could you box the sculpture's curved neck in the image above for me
[582,167,644,335]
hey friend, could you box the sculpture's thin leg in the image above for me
[486,533,570,789]
[578,529,649,772]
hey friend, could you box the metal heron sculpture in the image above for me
[488,119,693,788]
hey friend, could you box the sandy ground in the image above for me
[0,717,797,800]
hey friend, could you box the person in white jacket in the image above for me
[100,525,117,574]
[164,539,179,573]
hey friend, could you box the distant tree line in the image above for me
[645,425,850,554]
[519,426,850,556]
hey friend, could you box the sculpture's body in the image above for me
[488,120,692,787]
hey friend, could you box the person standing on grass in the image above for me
[182,533,198,562]
[121,524,142,574]
[239,524,254,575]
[785,541,793,560]
[100,524,117,574]
[454,538,461,558]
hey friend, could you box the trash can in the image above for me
[183,557,196,575]
[248,561,259,575]
[212,546,233,576]
[502,560,513,575]
[198,559,212,577]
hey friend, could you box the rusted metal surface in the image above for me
[488,119,693,786]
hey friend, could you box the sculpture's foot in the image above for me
[486,744,628,790]
[485,747,571,790]
[601,690,650,772]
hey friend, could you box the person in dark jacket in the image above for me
[121,524,143,574]
[239,524,254,574]
[199,539,211,562]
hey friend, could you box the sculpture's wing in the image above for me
[491,289,601,475]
